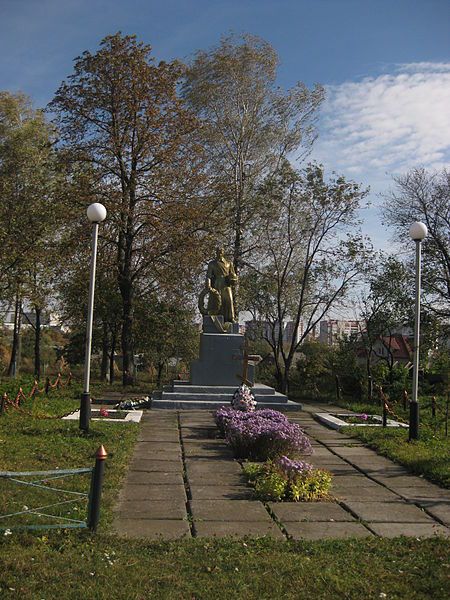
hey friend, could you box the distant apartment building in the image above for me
[319,319,360,346]
[245,319,319,345]
[245,319,280,344]
[0,306,56,330]
[283,320,320,344]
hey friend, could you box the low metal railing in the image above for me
[0,445,106,532]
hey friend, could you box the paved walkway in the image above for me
[113,405,450,540]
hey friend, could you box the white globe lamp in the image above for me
[87,203,107,223]
[409,221,427,241]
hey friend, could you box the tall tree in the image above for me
[241,162,370,394]
[183,34,324,307]
[357,255,411,398]
[50,33,208,385]
[383,168,450,321]
[134,295,198,387]
[0,91,59,378]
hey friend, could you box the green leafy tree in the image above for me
[50,33,208,385]
[183,34,324,309]
[0,91,60,378]
[383,168,450,322]
[242,162,370,394]
[134,296,199,386]
[357,255,411,398]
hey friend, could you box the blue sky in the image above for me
[1,0,449,249]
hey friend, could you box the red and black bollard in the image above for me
[87,445,107,531]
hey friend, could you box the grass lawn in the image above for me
[0,534,449,599]
[0,379,139,529]
[334,399,450,489]
[0,379,448,599]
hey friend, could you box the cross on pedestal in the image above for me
[236,339,252,387]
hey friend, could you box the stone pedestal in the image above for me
[190,331,254,387]
[151,316,300,411]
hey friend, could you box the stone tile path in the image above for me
[113,405,450,541]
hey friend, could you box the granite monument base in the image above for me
[151,317,300,410]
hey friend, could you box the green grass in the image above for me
[0,534,449,599]
[0,379,448,599]
[334,399,450,488]
[0,381,138,529]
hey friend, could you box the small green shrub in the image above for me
[289,469,332,501]
[242,462,265,482]
[243,457,333,502]
[255,471,287,501]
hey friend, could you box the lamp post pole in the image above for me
[409,221,427,441]
[80,203,107,432]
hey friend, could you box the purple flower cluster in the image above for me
[224,412,313,461]
[214,406,289,436]
[276,455,313,478]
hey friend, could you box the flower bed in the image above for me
[214,406,289,436]
[243,456,332,502]
[214,405,312,461]
[213,405,332,501]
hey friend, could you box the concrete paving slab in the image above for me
[369,522,450,538]
[308,447,338,457]
[136,441,181,451]
[323,465,361,476]
[333,487,402,502]
[269,502,355,522]
[114,518,191,539]
[183,448,234,459]
[184,455,236,464]
[182,438,225,446]
[371,475,438,489]
[394,487,450,500]
[285,521,373,540]
[331,475,379,487]
[119,484,186,501]
[341,456,401,467]
[141,420,179,427]
[194,520,285,539]
[187,472,247,486]
[189,485,253,500]
[137,451,184,462]
[423,504,450,526]
[115,499,186,519]
[306,456,350,465]
[342,501,435,522]
[125,471,184,486]
[320,440,365,446]
[137,432,180,442]
[191,499,272,522]
[356,465,410,476]
[332,447,382,458]
[129,459,182,472]
[185,462,242,476]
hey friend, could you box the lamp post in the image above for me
[80,203,107,432]
[409,221,427,441]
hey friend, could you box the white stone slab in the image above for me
[62,409,143,423]
[314,412,408,430]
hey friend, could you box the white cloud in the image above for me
[311,62,450,179]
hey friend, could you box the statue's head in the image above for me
[215,247,225,260]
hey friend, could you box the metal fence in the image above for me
[0,445,106,532]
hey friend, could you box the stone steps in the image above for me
[151,397,301,410]
[152,380,301,411]
[166,383,277,396]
